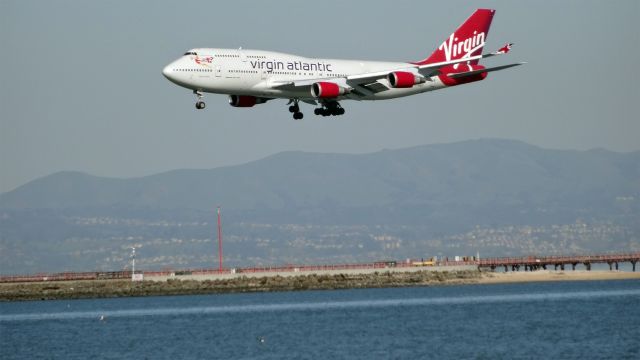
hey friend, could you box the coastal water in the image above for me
[2,280,639,359]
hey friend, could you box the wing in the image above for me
[269,43,519,98]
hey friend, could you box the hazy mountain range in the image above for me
[1,139,639,274]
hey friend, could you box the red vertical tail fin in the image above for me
[416,9,495,65]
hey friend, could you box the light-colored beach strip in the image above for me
[478,270,640,284]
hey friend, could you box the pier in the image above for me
[1,252,639,284]
[475,253,640,272]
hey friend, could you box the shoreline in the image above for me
[478,270,640,284]
[1,270,638,302]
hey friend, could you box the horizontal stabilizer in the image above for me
[446,62,526,79]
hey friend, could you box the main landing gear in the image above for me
[314,102,345,116]
[194,90,205,110]
[288,100,304,120]
[287,99,346,119]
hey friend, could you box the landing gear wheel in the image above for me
[193,90,205,109]
[328,106,344,116]
[287,99,302,118]
[315,101,345,117]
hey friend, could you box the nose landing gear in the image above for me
[194,90,205,110]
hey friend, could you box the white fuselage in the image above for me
[162,48,448,101]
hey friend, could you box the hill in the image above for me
[2,139,639,224]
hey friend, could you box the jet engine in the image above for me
[311,82,349,98]
[387,71,426,88]
[228,95,268,107]
[438,64,487,86]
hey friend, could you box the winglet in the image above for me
[494,43,513,55]
[480,43,514,59]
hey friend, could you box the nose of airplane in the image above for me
[162,64,174,80]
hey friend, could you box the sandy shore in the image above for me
[1,270,638,301]
[478,270,640,284]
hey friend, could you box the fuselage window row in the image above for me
[173,69,215,72]
[173,68,347,77]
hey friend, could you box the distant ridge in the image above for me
[1,139,639,225]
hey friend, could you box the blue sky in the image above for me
[1,0,638,193]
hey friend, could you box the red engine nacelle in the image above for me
[387,71,426,88]
[438,64,487,87]
[311,82,348,98]
[228,95,268,107]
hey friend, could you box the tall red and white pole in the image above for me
[217,206,223,272]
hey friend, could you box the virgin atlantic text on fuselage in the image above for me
[249,60,334,72]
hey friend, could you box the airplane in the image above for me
[162,8,523,120]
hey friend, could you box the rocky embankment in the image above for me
[0,270,481,301]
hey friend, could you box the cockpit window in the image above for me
[184,52,197,56]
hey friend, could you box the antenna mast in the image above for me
[217,206,223,272]
[131,247,136,281]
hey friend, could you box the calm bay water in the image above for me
[1,280,639,359]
